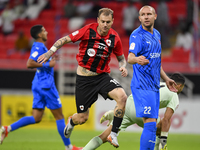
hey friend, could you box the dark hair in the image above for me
[170,73,185,85]
[98,8,113,18]
[30,25,43,39]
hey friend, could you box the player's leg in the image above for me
[50,108,82,150]
[107,87,127,148]
[83,125,112,150]
[0,108,43,144]
[64,75,99,138]
[131,87,159,150]
[64,110,89,138]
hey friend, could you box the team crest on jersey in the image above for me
[106,39,111,46]
[72,30,79,36]
[129,42,135,50]
[31,51,38,58]
[87,48,96,57]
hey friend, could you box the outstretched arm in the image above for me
[37,35,72,64]
[116,54,128,77]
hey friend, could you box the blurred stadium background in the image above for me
[0,0,200,149]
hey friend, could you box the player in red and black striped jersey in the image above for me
[37,8,128,147]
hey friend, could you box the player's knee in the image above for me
[118,93,127,107]
[35,118,42,123]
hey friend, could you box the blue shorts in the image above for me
[131,87,159,119]
[32,83,62,110]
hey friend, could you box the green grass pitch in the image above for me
[0,128,200,150]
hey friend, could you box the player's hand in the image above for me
[37,50,54,64]
[137,56,149,65]
[119,67,128,77]
[52,54,60,61]
[166,79,178,92]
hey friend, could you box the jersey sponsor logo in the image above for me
[96,54,109,58]
[36,47,39,50]
[106,39,111,46]
[79,105,84,111]
[31,51,38,58]
[94,43,108,50]
[150,53,161,59]
[129,42,135,50]
[72,30,79,36]
[87,48,96,57]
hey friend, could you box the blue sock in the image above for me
[10,116,36,131]
[56,119,71,146]
[140,122,157,150]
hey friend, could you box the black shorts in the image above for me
[75,73,123,113]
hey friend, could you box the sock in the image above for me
[70,118,76,126]
[56,119,71,147]
[154,136,160,150]
[140,122,157,150]
[10,116,36,131]
[159,132,168,148]
[111,116,123,133]
[65,144,73,150]
[83,136,103,150]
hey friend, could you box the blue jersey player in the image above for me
[127,6,177,150]
[0,25,82,150]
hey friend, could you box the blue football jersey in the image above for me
[129,25,161,91]
[29,42,54,89]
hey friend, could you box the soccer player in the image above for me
[127,6,177,150]
[37,8,128,148]
[83,73,185,150]
[0,25,82,150]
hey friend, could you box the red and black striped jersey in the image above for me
[69,23,123,73]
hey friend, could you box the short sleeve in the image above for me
[69,25,89,43]
[167,93,179,112]
[113,36,123,56]
[29,47,42,62]
[129,34,142,56]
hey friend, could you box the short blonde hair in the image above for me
[98,8,113,18]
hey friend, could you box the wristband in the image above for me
[50,45,57,52]
[42,62,50,67]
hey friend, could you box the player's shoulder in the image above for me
[130,26,143,39]
[85,23,98,30]
[153,28,161,36]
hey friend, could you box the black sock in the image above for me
[111,116,123,133]
[70,118,76,126]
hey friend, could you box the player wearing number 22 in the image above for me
[127,5,177,150]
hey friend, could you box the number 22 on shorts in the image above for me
[144,106,151,114]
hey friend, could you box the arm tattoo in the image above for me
[81,67,99,76]
[117,55,127,68]
[114,109,124,118]
[45,50,54,58]
[54,36,69,49]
